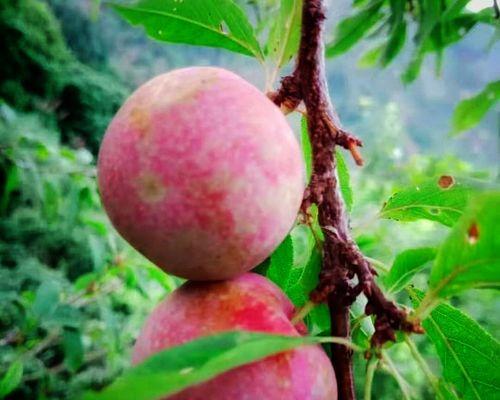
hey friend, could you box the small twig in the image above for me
[291,300,316,325]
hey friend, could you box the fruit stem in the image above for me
[291,300,315,325]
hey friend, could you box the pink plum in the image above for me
[133,273,337,400]
[98,67,304,280]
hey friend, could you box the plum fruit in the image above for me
[132,273,337,400]
[98,67,304,280]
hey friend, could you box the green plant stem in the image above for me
[404,336,443,399]
[381,352,412,400]
[317,337,364,353]
[364,358,378,400]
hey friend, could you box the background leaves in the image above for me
[451,80,500,136]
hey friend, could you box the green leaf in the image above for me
[82,331,323,400]
[110,0,262,59]
[442,0,470,21]
[427,192,500,299]
[335,149,353,212]
[383,247,437,293]
[357,45,384,68]
[451,80,500,136]
[286,246,321,306]
[381,0,406,67]
[402,48,425,83]
[33,280,60,319]
[43,304,83,329]
[410,289,500,400]
[326,0,384,58]
[63,329,85,372]
[266,0,302,71]
[382,20,407,66]
[267,235,294,286]
[0,361,23,398]
[301,116,313,183]
[416,0,442,44]
[380,176,489,227]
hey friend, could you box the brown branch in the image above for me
[269,1,422,399]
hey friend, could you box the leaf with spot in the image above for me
[83,331,326,400]
[425,192,500,300]
[380,176,492,227]
[383,247,437,293]
[326,0,384,58]
[451,80,500,136]
[410,289,500,400]
[110,0,263,59]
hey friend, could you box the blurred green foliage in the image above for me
[0,0,498,399]
[0,102,176,399]
[0,0,127,154]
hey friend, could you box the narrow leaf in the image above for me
[266,0,302,70]
[380,176,489,227]
[427,192,500,299]
[326,0,384,58]
[416,0,442,43]
[267,235,294,287]
[382,20,407,66]
[33,280,60,319]
[357,45,384,68]
[301,116,312,183]
[111,0,262,59]
[83,331,322,400]
[63,329,85,372]
[451,80,500,136]
[335,149,353,212]
[410,289,500,400]
[383,247,437,293]
[0,361,23,398]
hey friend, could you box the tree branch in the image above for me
[269,1,422,398]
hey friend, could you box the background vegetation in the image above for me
[0,0,498,399]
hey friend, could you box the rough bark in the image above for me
[269,1,422,399]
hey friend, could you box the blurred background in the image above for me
[0,0,498,398]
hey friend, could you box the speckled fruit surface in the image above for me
[133,273,337,400]
[98,67,304,280]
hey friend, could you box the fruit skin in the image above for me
[98,67,304,280]
[133,273,337,400]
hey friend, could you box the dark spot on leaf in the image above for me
[429,208,440,215]
[467,222,479,244]
[438,175,454,189]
